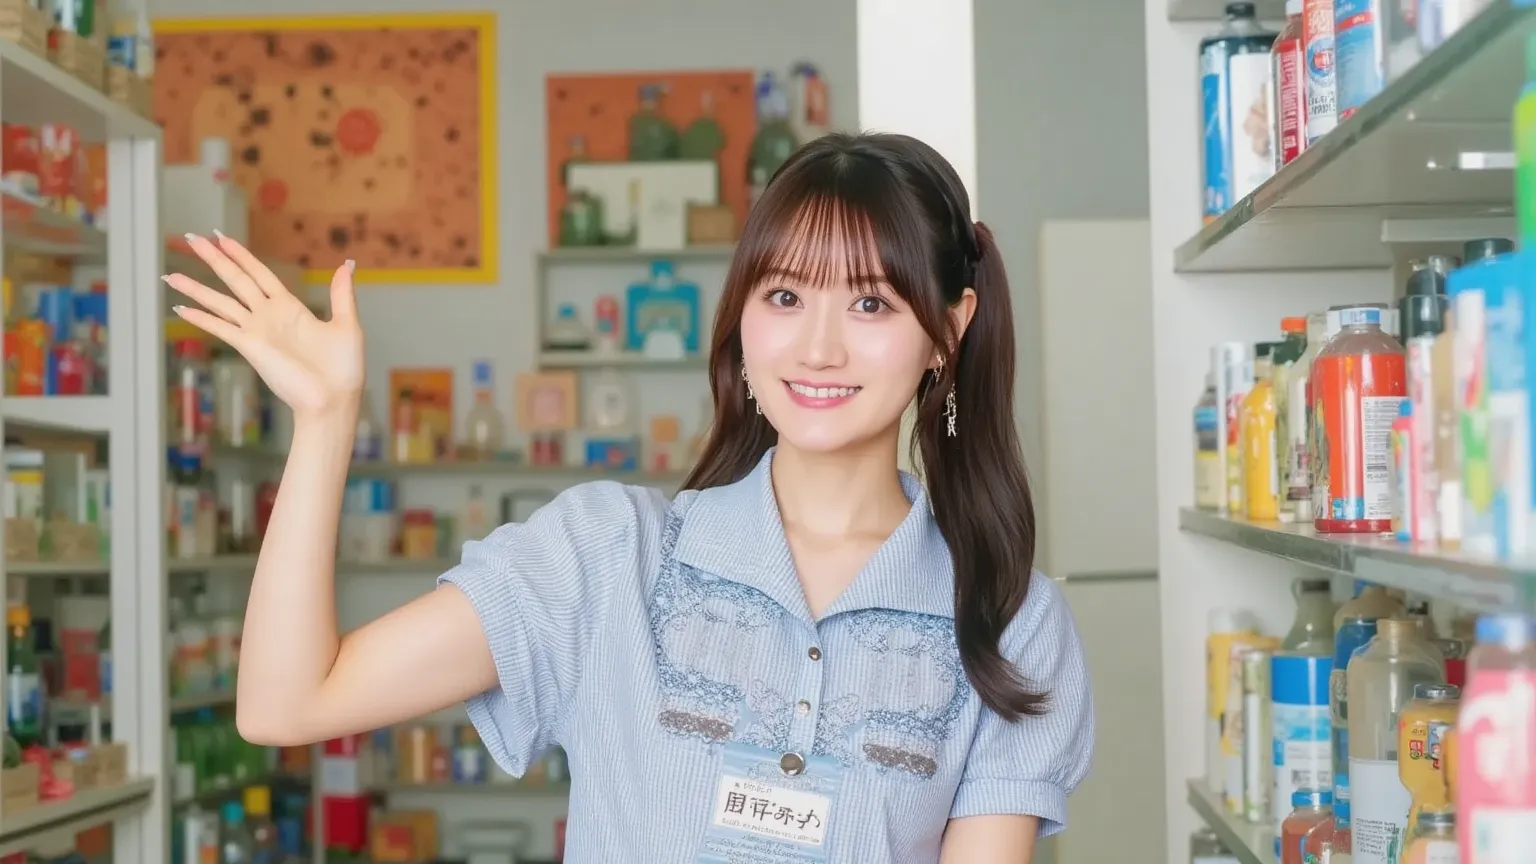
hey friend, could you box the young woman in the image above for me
[166,132,1093,863]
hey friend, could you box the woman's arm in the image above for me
[167,235,497,745]
[940,815,1039,863]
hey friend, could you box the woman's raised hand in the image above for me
[165,233,365,420]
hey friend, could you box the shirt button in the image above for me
[808,646,822,661]
[780,752,806,776]
[796,700,811,715]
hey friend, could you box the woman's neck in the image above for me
[770,438,911,536]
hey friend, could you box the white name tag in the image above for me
[711,774,830,847]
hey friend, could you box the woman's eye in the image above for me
[768,289,800,308]
[853,296,888,314]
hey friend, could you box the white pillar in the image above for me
[857,0,976,473]
[856,0,977,215]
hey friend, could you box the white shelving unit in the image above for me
[1145,2,1536,861]
[0,37,165,864]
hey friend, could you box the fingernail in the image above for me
[184,232,198,244]
[213,229,226,241]
[345,259,356,272]
[160,275,171,283]
[171,305,186,315]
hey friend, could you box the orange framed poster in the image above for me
[545,70,756,247]
[153,13,498,285]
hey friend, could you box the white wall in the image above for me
[973,0,1151,567]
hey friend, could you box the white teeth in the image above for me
[787,382,861,399]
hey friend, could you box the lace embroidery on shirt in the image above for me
[813,609,968,780]
[649,510,791,750]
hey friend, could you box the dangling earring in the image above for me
[936,358,957,437]
[742,361,761,415]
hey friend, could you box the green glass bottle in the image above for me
[6,604,41,749]
[628,84,680,161]
[680,91,727,162]
[747,73,799,208]
[1516,31,1536,244]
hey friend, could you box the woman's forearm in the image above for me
[234,403,357,741]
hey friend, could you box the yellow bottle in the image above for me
[1241,342,1281,521]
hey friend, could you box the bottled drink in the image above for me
[1313,304,1407,533]
[1242,342,1283,520]
[1282,788,1333,864]
[1346,618,1445,864]
[220,801,253,864]
[462,360,506,461]
[1457,613,1536,864]
[244,785,279,864]
[1283,577,1335,654]
[5,604,40,748]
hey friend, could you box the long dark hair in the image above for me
[682,132,1045,720]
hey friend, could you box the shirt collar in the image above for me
[674,448,956,621]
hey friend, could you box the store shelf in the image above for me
[0,41,158,142]
[1167,0,1284,20]
[536,350,708,370]
[1174,0,1532,273]
[538,244,734,264]
[53,690,235,718]
[2,397,112,435]
[370,781,570,797]
[346,459,686,484]
[1180,508,1522,610]
[171,771,310,809]
[1,189,105,258]
[6,556,258,578]
[336,557,456,575]
[1187,779,1273,864]
[0,778,155,857]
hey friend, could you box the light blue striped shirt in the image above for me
[440,449,1094,862]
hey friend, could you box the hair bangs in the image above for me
[731,153,948,323]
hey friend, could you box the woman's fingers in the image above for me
[213,231,291,300]
[172,304,248,351]
[184,233,267,307]
[328,259,358,324]
[163,274,250,325]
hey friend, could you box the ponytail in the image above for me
[916,221,1047,721]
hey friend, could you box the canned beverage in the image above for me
[1243,648,1274,823]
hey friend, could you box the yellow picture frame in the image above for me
[152,12,499,286]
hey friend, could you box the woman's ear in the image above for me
[947,287,979,352]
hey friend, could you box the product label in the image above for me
[1459,670,1536,862]
[1420,839,1456,864]
[1393,416,1412,537]
[1485,288,1529,559]
[5,672,39,732]
[1457,289,1493,556]
[1196,405,1222,509]
[1202,44,1232,218]
[1334,0,1384,117]
[1273,702,1332,837]
[1361,395,1403,520]
[1228,52,1276,202]
[1276,35,1306,166]
[1288,371,1311,503]
[1349,757,1412,864]
[1303,0,1339,140]
[1407,338,1439,542]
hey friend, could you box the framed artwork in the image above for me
[516,372,579,432]
[544,69,756,246]
[152,13,498,285]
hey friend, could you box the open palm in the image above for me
[165,233,364,417]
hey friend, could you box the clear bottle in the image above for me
[351,391,382,463]
[220,801,253,864]
[462,360,506,461]
[1346,618,1445,864]
[243,785,279,864]
[1402,809,1456,864]
[1273,318,1308,519]
[1284,577,1336,654]
[1195,372,1222,510]
[1243,342,1283,520]
[1334,582,1407,632]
